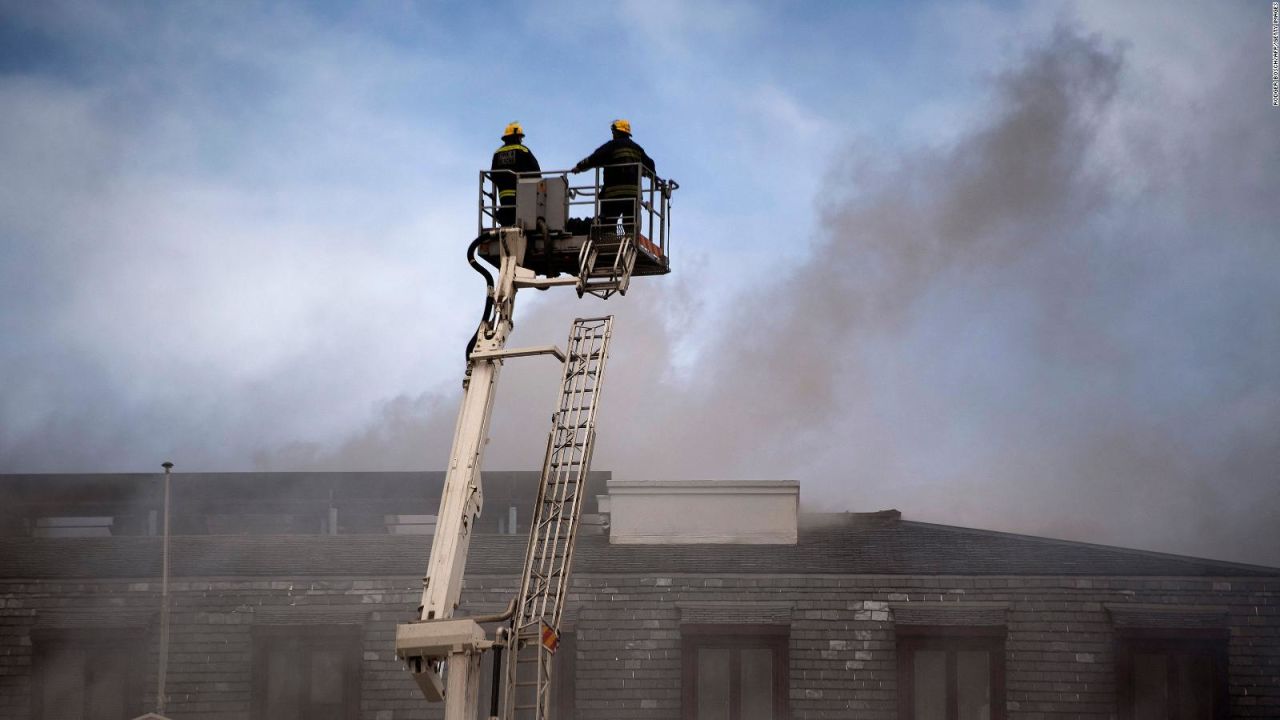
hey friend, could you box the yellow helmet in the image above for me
[611,118,632,135]
[502,121,524,138]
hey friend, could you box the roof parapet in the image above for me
[604,480,798,545]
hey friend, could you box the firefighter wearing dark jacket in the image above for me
[491,122,541,227]
[571,119,655,232]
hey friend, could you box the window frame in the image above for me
[896,625,1006,720]
[30,627,146,720]
[250,624,362,720]
[1114,627,1228,720]
[681,623,790,720]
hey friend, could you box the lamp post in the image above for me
[133,462,174,720]
[157,461,173,717]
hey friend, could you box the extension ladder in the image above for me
[503,316,614,720]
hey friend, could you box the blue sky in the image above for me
[2,1,1278,565]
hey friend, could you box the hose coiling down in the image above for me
[465,236,497,363]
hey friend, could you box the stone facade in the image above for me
[3,473,1276,719]
[2,571,1277,719]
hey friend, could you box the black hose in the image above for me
[489,642,504,717]
[465,236,497,363]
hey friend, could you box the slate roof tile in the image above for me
[0,516,1273,579]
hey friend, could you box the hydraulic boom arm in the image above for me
[397,229,530,710]
[395,169,677,720]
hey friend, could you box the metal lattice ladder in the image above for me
[577,227,638,299]
[503,316,614,720]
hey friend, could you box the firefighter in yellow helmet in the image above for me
[491,122,541,227]
[571,119,655,233]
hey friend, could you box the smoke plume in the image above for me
[265,26,1280,565]
[3,10,1276,567]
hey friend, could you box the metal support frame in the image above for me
[396,229,608,720]
[478,165,676,264]
[398,165,674,719]
[470,345,566,363]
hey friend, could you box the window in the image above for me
[252,625,361,720]
[896,627,1005,720]
[33,517,113,537]
[682,625,789,720]
[31,628,144,720]
[1116,629,1227,720]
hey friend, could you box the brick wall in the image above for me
[2,573,1277,719]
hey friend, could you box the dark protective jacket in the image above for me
[573,135,656,200]
[490,142,541,205]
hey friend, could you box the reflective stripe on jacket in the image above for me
[490,143,541,204]
[575,137,656,202]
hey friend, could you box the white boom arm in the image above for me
[417,229,523,622]
[396,168,675,720]
[396,229,531,713]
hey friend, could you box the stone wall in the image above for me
[1,573,1277,719]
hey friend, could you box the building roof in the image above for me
[0,511,1273,579]
[0,471,607,536]
[0,470,601,510]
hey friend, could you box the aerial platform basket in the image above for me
[475,165,677,297]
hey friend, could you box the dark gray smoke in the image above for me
[260,26,1280,566]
